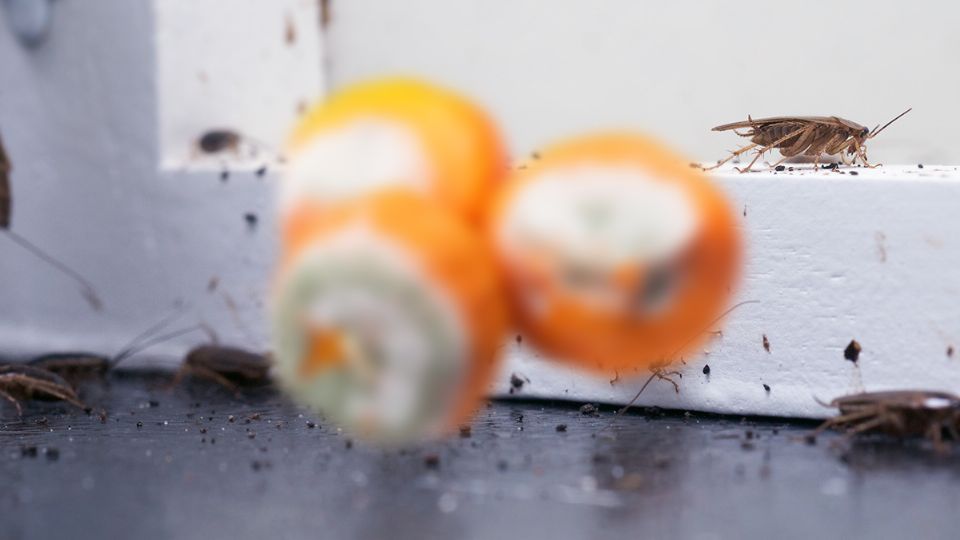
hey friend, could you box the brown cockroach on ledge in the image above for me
[705,108,912,173]
[811,390,960,453]
[0,364,88,416]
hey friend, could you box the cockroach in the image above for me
[0,364,87,416]
[27,311,203,380]
[812,390,960,453]
[0,130,102,310]
[171,345,272,394]
[706,108,912,173]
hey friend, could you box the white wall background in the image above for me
[326,0,959,164]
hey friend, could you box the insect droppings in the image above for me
[763,383,771,393]
[844,340,862,363]
[762,334,771,353]
[702,364,711,375]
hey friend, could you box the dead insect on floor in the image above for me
[0,364,87,416]
[812,390,960,453]
[706,108,912,172]
[170,345,272,395]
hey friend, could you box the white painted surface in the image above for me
[0,0,323,359]
[494,165,960,418]
[326,0,957,165]
[155,0,323,169]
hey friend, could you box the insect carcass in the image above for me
[706,109,911,172]
[813,390,960,452]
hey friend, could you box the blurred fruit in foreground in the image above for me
[488,133,741,376]
[273,191,507,444]
[281,77,506,227]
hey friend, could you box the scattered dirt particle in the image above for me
[255,165,267,178]
[220,170,230,182]
[762,334,770,353]
[745,430,754,439]
[306,421,316,429]
[497,460,508,471]
[775,165,785,171]
[244,213,258,229]
[199,130,240,154]
[149,400,159,408]
[423,453,440,468]
[702,364,711,375]
[844,340,862,363]
[207,277,219,292]
[21,446,38,458]
[555,424,567,432]
[849,170,859,176]
[918,163,924,169]
[247,432,256,439]
[515,334,522,345]
[345,439,353,449]
[199,427,207,434]
[875,232,887,262]
[804,434,817,445]
[458,425,472,438]
[741,441,755,451]
[228,415,236,423]
[579,403,598,416]
[763,383,771,393]
[284,16,297,45]
[136,421,143,429]
[45,447,60,461]
[948,346,955,358]
[509,372,529,394]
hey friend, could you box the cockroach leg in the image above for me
[702,142,758,171]
[0,389,23,416]
[652,367,681,393]
[736,127,808,173]
[171,364,240,395]
[811,407,879,437]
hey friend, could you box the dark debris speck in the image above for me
[423,454,440,468]
[579,403,598,416]
[702,364,711,375]
[555,424,567,432]
[775,165,785,171]
[844,340,862,363]
[763,384,771,393]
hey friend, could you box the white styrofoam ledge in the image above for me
[491,164,960,419]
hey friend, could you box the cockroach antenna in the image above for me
[867,108,912,139]
[3,230,103,310]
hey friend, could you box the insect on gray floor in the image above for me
[170,345,273,396]
[812,390,960,453]
[705,109,912,173]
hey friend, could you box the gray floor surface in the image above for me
[1,371,958,540]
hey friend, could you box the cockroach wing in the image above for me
[712,116,864,132]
